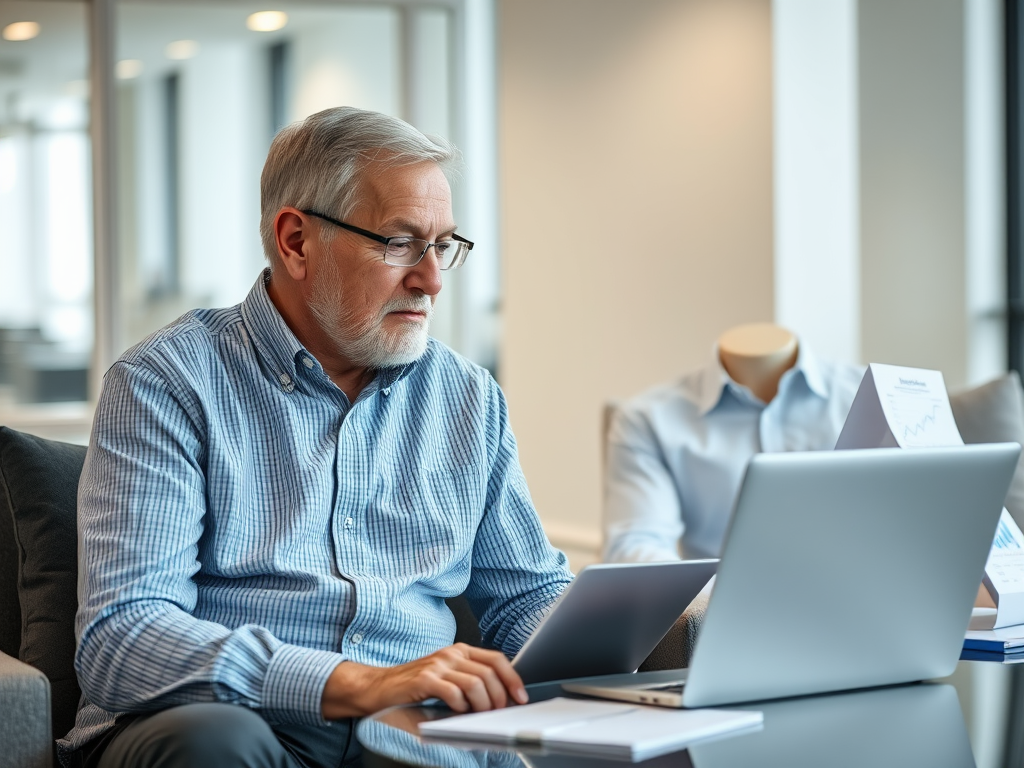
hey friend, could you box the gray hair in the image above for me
[259,106,463,264]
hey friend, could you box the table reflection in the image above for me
[358,676,978,768]
[689,683,972,767]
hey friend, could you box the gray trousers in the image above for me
[73,703,362,768]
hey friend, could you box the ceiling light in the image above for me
[247,11,288,32]
[165,39,199,61]
[2,21,40,41]
[116,59,143,80]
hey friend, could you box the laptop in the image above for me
[563,444,1020,707]
[511,559,718,685]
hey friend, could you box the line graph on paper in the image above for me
[882,390,962,447]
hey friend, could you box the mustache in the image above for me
[381,295,433,316]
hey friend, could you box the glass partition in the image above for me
[0,0,498,439]
[113,1,462,357]
[0,1,92,409]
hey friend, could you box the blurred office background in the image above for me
[0,0,1014,569]
[0,0,1022,762]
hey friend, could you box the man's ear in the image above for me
[274,207,316,281]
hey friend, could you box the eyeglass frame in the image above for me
[300,209,474,270]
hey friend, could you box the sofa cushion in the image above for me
[0,426,86,743]
[0,474,21,660]
[949,372,1024,531]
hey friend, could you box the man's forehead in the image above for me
[377,215,459,236]
[358,162,455,231]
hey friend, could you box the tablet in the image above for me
[511,559,718,684]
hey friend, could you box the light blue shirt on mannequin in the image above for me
[603,344,864,562]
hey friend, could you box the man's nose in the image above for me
[404,245,444,296]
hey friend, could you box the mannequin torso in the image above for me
[717,323,798,404]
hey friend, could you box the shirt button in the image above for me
[302,357,314,369]
[345,517,354,529]
[279,372,294,392]
[351,633,363,645]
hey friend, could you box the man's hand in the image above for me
[321,643,528,719]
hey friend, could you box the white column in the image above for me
[452,0,500,372]
[88,0,119,398]
[773,0,860,365]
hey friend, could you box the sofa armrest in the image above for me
[0,649,52,768]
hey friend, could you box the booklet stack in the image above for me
[417,697,763,761]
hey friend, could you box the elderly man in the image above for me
[59,107,572,768]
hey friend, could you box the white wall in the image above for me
[499,0,775,561]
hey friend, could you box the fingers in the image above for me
[328,644,532,717]
[450,659,509,710]
[464,646,528,705]
[422,645,527,712]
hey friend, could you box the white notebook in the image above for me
[417,697,763,760]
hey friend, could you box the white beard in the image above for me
[308,256,433,369]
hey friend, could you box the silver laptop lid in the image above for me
[683,444,1020,708]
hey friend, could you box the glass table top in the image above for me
[357,659,1024,768]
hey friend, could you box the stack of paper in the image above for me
[417,697,763,761]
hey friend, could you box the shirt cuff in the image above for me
[261,643,346,725]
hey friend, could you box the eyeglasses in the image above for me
[302,209,473,270]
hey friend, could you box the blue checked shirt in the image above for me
[60,272,572,757]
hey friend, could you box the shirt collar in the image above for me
[692,339,830,416]
[239,269,416,394]
[240,270,308,390]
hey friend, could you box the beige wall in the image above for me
[498,0,774,560]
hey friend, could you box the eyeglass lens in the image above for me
[384,238,469,270]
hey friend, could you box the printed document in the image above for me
[835,364,962,449]
[837,363,1024,628]
[983,509,1024,628]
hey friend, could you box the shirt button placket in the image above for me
[335,408,369,574]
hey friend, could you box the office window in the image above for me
[0,2,92,412]
[0,0,498,439]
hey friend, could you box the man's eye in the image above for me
[388,239,415,256]
[435,241,453,255]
